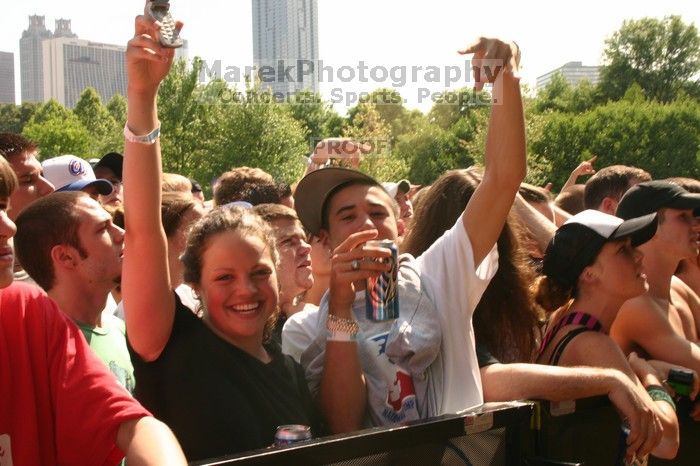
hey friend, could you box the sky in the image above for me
[1,0,698,113]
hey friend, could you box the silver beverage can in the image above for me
[274,424,312,446]
[365,240,399,321]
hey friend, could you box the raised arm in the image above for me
[458,38,526,266]
[122,13,178,361]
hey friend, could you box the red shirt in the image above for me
[0,282,150,465]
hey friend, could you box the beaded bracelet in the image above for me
[646,384,676,411]
[326,314,359,342]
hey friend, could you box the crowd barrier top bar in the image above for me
[192,401,533,466]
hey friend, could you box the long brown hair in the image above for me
[402,168,542,362]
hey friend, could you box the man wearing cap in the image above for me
[93,152,124,208]
[43,155,114,201]
[286,37,525,433]
[612,181,700,415]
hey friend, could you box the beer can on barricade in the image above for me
[365,240,399,321]
[274,425,312,446]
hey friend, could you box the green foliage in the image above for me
[599,16,700,103]
[23,100,91,159]
[397,122,474,185]
[215,82,309,184]
[0,102,40,134]
[347,88,425,142]
[529,97,700,188]
[73,88,122,157]
[534,73,599,114]
[106,94,127,127]
[287,90,343,148]
[343,102,408,181]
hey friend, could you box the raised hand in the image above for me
[328,229,391,313]
[458,37,520,91]
[572,155,597,178]
[310,138,370,169]
[126,12,181,95]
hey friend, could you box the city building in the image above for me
[42,37,127,108]
[252,0,319,98]
[19,15,53,103]
[0,52,15,104]
[536,61,600,90]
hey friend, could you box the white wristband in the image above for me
[124,122,161,144]
[326,329,358,342]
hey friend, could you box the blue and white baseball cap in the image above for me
[42,155,113,195]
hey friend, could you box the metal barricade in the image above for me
[192,402,533,466]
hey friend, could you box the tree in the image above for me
[529,97,700,188]
[0,102,40,134]
[106,94,127,127]
[599,16,700,103]
[22,100,91,158]
[398,122,473,185]
[347,88,424,142]
[286,90,343,148]
[218,82,309,184]
[73,87,122,157]
[157,57,232,186]
[344,102,409,182]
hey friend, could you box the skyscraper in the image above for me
[19,15,53,103]
[252,0,319,98]
[42,37,127,108]
[0,52,15,104]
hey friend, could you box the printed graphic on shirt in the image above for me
[367,332,418,424]
[0,434,14,466]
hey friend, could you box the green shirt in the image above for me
[78,313,135,394]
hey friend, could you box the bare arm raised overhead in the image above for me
[122,12,179,361]
[458,38,526,266]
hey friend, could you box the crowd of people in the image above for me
[1,13,700,466]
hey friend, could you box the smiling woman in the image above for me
[121,14,321,462]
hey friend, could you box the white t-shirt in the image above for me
[283,216,498,417]
[282,302,320,362]
[415,217,498,412]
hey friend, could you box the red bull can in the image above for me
[274,424,312,446]
[365,240,399,321]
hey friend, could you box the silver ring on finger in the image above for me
[351,259,360,271]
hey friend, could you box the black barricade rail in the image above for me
[530,396,623,465]
[192,398,700,466]
[192,402,533,466]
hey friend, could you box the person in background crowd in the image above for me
[0,133,56,284]
[535,209,679,461]
[189,177,205,206]
[612,181,700,419]
[254,203,314,344]
[121,15,321,460]
[554,184,585,215]
[0,133,55,222]
[666,177,700,305]
[0,155,186,465]
[42,155,114,201]
[161,172,192,193]
[584,165,651,215]
[213,166,275,206]
[93,152,124,208]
